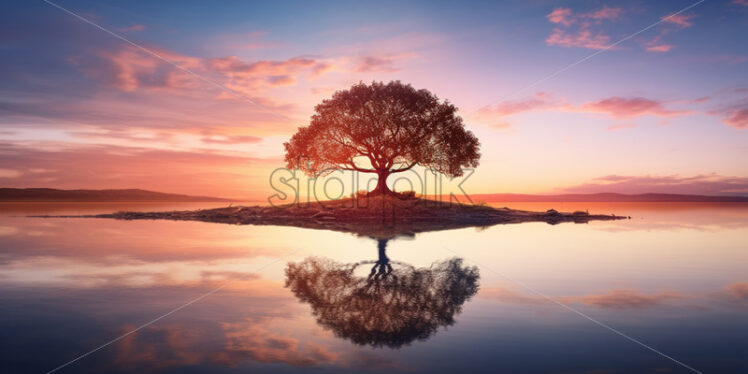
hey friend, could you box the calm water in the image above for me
[1,202,746,373]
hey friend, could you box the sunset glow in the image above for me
[2,1,746,199]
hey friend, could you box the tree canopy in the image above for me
[284,81,480,195]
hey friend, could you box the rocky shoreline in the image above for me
[56,196,630,238]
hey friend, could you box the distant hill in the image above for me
[471,193,748,203]
[0,188,229,202]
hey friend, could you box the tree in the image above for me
[284,81,481,195]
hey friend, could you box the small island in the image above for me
[90,194,628,238]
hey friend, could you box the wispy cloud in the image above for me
[117,24,146,32]
[579,97,690,119]
[644,12,697,53]
[707,90,748,129]
[558,174,748,196]
[478,93,691,124]
[723,283,748,301]
[353,53,416,73]
[546,8,575,27]
[662,13,696,28]
[721,108,748,129]
[545,5,697,53]
[645,44,675,53]
[478,92,564,117]
[200,134,263,145]
[207,55,321,93]
[587,6,625,20]
[483,286,685,310]
[545,6,623,50]
[566,289,683,310]
[0,168,22,178]
[0,142,281,199]
[546,27,613,50]
[71,46,204,93]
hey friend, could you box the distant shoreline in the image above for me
[2,188,746,203]
[470,193,748,203]
[0,188,228,202]
[0,200,231,203]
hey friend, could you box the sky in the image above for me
[0,0,747,200]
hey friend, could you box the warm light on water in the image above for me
[1,202,746,373]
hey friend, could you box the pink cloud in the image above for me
[707,91,748,130]
[208,56,316,76]
[733,0,748,5]
[722,108,748,129]
[709,282,748,307]
[309,62,336,78]
[478,94,700,126]
[483,286,683,310]
[481,287,547,306]
[662,13,696,28]
[646,44,675,52]
[569,289,682,310]
[72,46,203,93]
[546,28,612,50]
[544,6,623,50]
[484,283,748,310]
[724,283,748,301]
[579,97,689,118]
[545,6,694,52]
[477,92,589,130]
[482,98,548,116]
[207,56,318,91]
[110,320,340,370]
[643,13,696,53]
[586,6,624,20]
[547,8,574,26]
[479,92,566,118]
[218,323,339,367]
[74,44,332,98]
[558,174,748,196]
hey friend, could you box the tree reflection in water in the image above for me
[285,239,480,348]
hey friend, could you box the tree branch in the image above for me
[390,162,417,173]
[343,162,378,173]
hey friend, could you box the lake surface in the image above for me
[1,202,746,373]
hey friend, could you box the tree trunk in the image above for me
[376,239,389,264]
[373,170,392,195]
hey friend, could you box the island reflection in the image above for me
[285,239,480,348]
